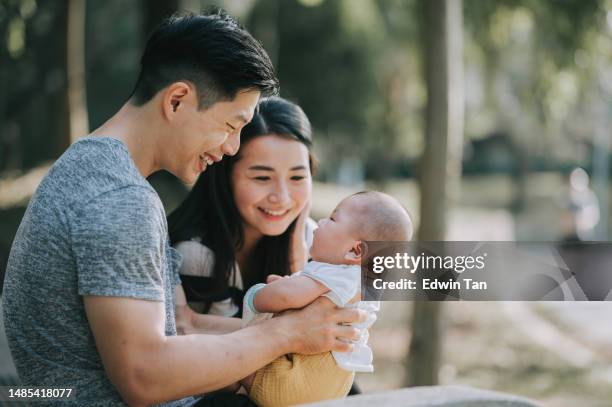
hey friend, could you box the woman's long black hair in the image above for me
[168,96,315,312]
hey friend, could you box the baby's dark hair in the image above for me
[348,191,413,242]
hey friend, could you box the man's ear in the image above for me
[162,81,193,120]
[344,240,365,265]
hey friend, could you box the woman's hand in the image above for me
[289,199,311,274]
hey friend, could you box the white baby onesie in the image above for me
[242,261,380,373]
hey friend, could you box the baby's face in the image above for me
[310,197,360,265]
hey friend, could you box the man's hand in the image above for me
[276,296,366,355]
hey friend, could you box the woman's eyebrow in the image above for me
[248,165,274,171]
[290,165,308,171]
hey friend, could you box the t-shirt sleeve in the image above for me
[301,262,360,307]
[70,186,166,301]
[168,245,183,287]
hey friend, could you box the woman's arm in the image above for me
[175,285,241,335]
[253,275,329,313]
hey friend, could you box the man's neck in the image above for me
[90,101,164,178]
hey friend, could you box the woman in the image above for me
[168,96,316,325]
[169,97,363,397]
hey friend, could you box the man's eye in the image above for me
[227,123,236,131]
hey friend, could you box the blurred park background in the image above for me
[1,0,612,406]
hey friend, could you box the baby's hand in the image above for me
[266,274,290,283]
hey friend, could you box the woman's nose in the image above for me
[269,182,291,205]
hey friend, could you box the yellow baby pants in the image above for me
[249,352,354,407]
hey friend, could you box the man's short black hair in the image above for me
[130,11,279,108]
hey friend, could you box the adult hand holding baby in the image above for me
[275,296,365,355]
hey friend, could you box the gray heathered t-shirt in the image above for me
[2,137,198,406]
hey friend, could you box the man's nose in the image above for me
[222,131,241,156]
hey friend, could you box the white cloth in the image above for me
[302,261,379,373]
[242,261,380,373]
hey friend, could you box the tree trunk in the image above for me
[67,0,89,143]
[142,0,180,43]
[56,2,71,157]
[407,0,464,387]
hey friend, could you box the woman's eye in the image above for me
[253,176,270,181]
[290,176,306,181]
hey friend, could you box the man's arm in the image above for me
[174,285,241,335]
[84,295,362,406]
[253,275,329,313]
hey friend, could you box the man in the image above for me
[2,12,363,406]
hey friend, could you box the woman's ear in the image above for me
[344,240,364,265]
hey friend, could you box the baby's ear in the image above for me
[344,240,365,265]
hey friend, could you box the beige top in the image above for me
[175,238,243,316]
[176,217,317,316]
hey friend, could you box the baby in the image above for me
[241,191,413,407]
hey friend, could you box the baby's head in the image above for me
[310,191,413,265]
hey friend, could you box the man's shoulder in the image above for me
[41,136,159,215]
[71,185,165,239]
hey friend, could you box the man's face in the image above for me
[168,89,260,184]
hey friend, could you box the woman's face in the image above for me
[231,134,312,240]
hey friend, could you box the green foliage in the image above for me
[464,0,605,67]
[0,0,609,178]
[462,0,609,166]
[1,1,69,168]
[246,0,422,181]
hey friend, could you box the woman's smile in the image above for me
[257,206,292,220]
